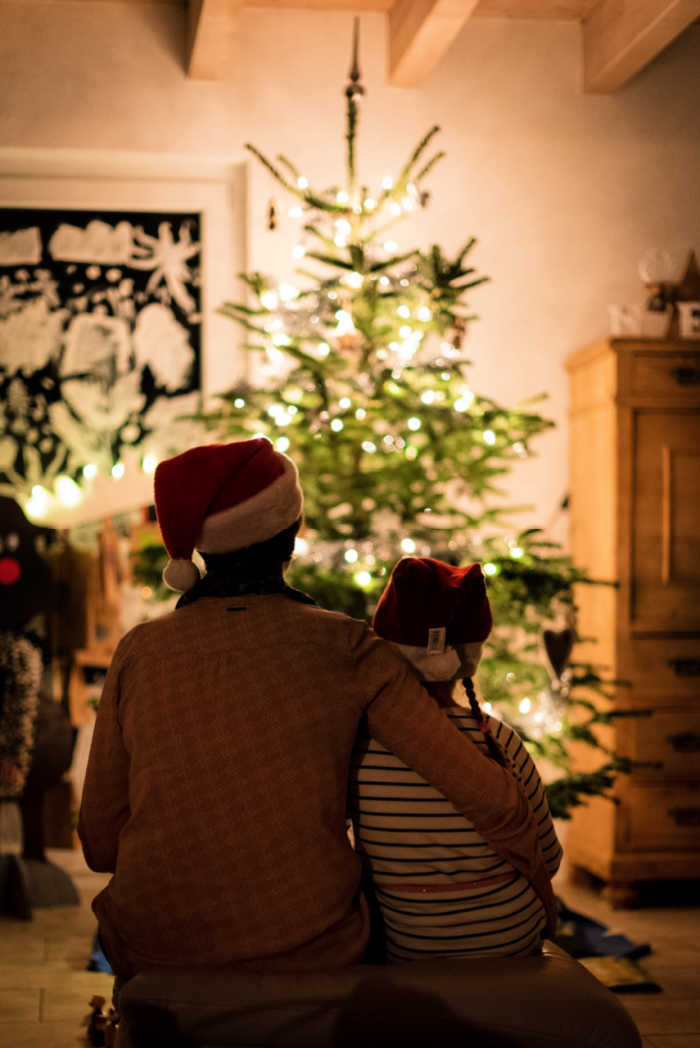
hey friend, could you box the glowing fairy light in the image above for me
[483,702,493,714]
[364,197,377,210]
[519,697,532,715]
[421,391,435,405]
[401,196,415,212]
[397,305,411,318]
[25,485,51,519]
[417,306,432,322]
[82,463,98,480]
[288,205,303,219]
[330,418,344,432]
[384,240,398,253]
[401,538,416,553]
[345,272,363,289]
[335,310,356,335]
[339,397,351,409]
[272,332,291,346]
[381,175,393,190]
[379,276,390,288]
[344,548,359,563]
[362,441,377,453]
[355,570,372,588]
[483,562,499,576]
[317,342,331,357]
[276,436,290,452]
[335,218,351,236]
[293,244,306,260]
[297,176,309,189]
[454,389,474,412]
[399,325,412,339]
[111,462,125,479]
[483,429,497,445]
[278,283,299,302]
[142,454,158,475]
[260,290,278,310]
[509,546,524,559]
[234,397,246,409]
[355,408,366,420]
[336,190,349,204]
[390,202,402,216]
[407,417,422,431]
[295,536,309,555]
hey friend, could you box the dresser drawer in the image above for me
[617,636,700,704]
[618,708,700,778]
[629,352,700,398]
[620,784,700,851]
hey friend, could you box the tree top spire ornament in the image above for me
[345,17,366,193]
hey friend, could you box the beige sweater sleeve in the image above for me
[349,622,557,933]
[78,634,133,873]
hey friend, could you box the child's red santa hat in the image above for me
[154,437,303,592]
[372,557,492,680]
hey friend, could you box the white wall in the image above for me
[1,4,699,540]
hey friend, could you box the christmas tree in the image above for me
[139,24,629,817]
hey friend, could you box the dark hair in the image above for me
[200,518,301,579]
[462,677,509,768]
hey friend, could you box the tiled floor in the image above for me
[0,849,699,1047]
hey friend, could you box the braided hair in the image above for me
[462,677,510,769]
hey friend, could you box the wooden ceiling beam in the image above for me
[388,0,480,87]
[582,0,700,93]
[186,0,239,80]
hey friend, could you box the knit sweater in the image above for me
[78,594,554,976]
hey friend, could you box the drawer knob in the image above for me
[667,658,700,677]
[669,366,700,386]
[668,807,700,827]
[667,732,700,753]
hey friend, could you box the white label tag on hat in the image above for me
[427,627,446,654]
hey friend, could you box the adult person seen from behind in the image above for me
[78,438,555,979]
[351,557,562,962]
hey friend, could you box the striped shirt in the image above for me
[350,706,562,962]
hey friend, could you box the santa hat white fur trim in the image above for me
[162,557,200,593]
[392,640,484,682]
[197,454,303,555]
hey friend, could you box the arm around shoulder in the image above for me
[347,620,557,933]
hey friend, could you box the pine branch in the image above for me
[398,125,441,185]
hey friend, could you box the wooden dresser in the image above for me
[565,337,700,906]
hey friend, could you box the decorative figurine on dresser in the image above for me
[565,335,700,906]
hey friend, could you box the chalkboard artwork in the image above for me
[0,208,202,499]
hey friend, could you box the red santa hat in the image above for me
[372,557,493,681]
[154,437,303,592]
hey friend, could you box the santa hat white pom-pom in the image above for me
[162,558,200,592]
